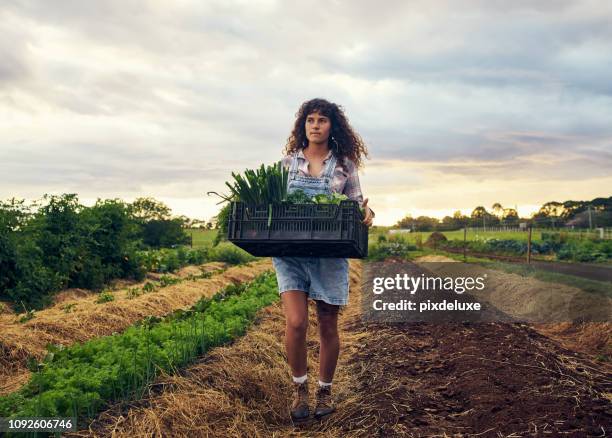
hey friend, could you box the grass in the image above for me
[371,229,544,244]
[186,228,218,248]
[371,227,611,245]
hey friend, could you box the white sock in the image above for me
[292,374,307,384]
[318,380,332,388]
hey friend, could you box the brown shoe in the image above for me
[314,385,336,419]
[290,381,310,422]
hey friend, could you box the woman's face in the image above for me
[305,111,331,145]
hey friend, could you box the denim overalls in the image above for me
[271,151,350,305]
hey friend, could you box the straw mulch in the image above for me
[68,260,366,437]
[70,258,611,437]
[0,260,272,396]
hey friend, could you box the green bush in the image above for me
[0,195,146,308]
[208,242,255,265]
[159,275,180,287]
[135,247,210,273]
[367,241,417,261]
[140,219,190,248]
[95,291,115,304]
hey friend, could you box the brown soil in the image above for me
[0,260,270,396]
[338,321,610,437]
[424,231,448,248]
[69,259,611,437]
[415,255,612,359]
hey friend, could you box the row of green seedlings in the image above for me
[95,267,228,304]
[15,268,227,323]
[136,247,210,273]
[0,270,278,436]
[137,244,256,273]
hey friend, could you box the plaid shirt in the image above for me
[281,149,374,217]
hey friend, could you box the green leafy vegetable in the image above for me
[223,161,289,205]
[311,193,348,205]
[284,189,311,204]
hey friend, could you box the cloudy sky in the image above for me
[2,0,611,225]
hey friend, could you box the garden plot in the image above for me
[68,260,610,437]
[0,260,271,396]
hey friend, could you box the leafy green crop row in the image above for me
[443,236,612,262]
[136,242,255,273]
[367,241,417,261]
[0,271,278,433]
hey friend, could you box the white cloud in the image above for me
[1,0,611,224]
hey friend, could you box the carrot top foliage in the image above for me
[0,271,278,432]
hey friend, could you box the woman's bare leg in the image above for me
[281,290,309,377]
[316,301,340,383]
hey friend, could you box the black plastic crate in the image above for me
[227,200,368,258]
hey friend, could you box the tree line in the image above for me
[395,196,612,231]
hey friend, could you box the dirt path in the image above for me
[70,259,611,437]
[0,260,271,396]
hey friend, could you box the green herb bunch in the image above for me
[225,161,289,205]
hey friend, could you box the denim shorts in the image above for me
[272,256,349,306]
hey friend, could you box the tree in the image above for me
[452,210,469,229]
[491,203,504,218]
[129,197,171,222]
[470,206,497,228]
[413,216,440,231]
[141,218,190,248]
[175,214,191,227]
[534,201,566,219]
[395,215,415,230]
[502,208,519,226]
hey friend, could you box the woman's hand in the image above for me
[362,198,373,227]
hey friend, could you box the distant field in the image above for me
[187,228,218,248]
[371,228,562,243]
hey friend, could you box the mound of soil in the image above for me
[425,232,448,249]
[414,256,612,358]
[337,320,611,437]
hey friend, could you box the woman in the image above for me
[273,98,374,422]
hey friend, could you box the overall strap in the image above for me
[322,153,337,179]
[288,151,299,175]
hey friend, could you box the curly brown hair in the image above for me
[283,98,369,170]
